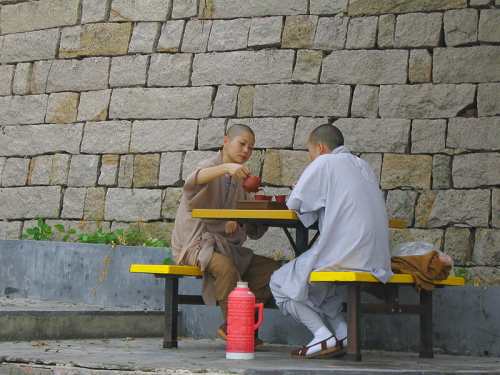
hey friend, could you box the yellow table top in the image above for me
[130,264,202,277]
[191,209,299,220]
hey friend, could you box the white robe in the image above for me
[270,146,392,311]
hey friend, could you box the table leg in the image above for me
[164,277,178,348]
[419,290,433,358]
[295,223,309,255]
[347,284,362,361]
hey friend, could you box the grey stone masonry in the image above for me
[473,230,500,265]
[47,58,110,93]
[68,155,100,187]
[310,0,347,14]
[98,154,119,186]
[199,0,307,18]
[172,0,198,18]
[434,46,500,83]
[469,0,491,6]
[379,84,475,118]
[377,14,395,48]
[83,187,105,220]
[157,20,185,52]
[29,155,52,185]
[479,9,500,43]
[0,221,22,240]
[30,61,52,94]
[433,154,451,189]
[45,92,79,124]
[130,120,197,152]
[346,16,378,49]
[293,117,329,150]
[386,190,417,227]
[109,87,214,119]
[118,155,134,188]
[0,158,5,180]
[282,15,318,49]
[411,119,446,153]
[129,22,161,54]
[82,0,110,24]
[409,49,432,83]
[478,84,500,117]
[110,55,148,88]
[61,187,86,219]
[444,227,471,265]
[361,153,382,183]
[443,9,478,46]
[78,90,112,122]
[0,29,59,64]
[181,20,212,53]
[212,86,238,117]
[13,63,32,95]
[159,152,183,186]
[447,117,500,151]
[192,50,294,86]
[253,84,351,117]
[81,121,132,154]
[0,0,79,34]
[493,189,500,228]
[314,15,348,50]
[395,13,442,48]
[453,153,500,188]
[110,0,172,21]
[228,118,295,148]
[0,65,14,96]
[148,53,192,87]
[50,154,71,185]
[1,158,29,187]
[321,50,408,84]
[208,19,251,51]
[0,186,62,219]
[182,150,217,179]
[334,118,410,153]
[292,50,323,83]
[198,118,226,150]
[347,0,467,16]
[248,17,283,47]
[105,188,162,221]
[351,85,379,118]
[237,86,255,117]
[162,187,183,219]
[0,95,48,126]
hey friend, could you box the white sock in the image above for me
[305,326,337,355]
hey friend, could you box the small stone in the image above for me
[129,22,161,53]
[346,16,377,49]
[292,50,322,83]
[110,0,171,21]
[105,188,162,221]
[415,190,437,228]
[198,0,307,18]
[409,49,432,83]
[447,117,500,151]
[157,20,185,52]
[0,29,59,64]
[237,86,255,117]
[208,19,250,51]
[248,16,283,47]
[61,187,86,219]
[133,154,160,188]
[0,186,61,220]
[386,190,417,227]
[1,158,29,187]
[360,153,382,183]
[411,119,446,153]
[162,187,183,219]
[172,0,198,18]
[45,92,79,124]
[377,14,395,48]
[81,121,132,154]
[444,9,478,46]
[50,154,71,185]
[84,187,106,220]
[13,63,32,95]
[159,152,183,186]
[181,19,212,53]
[130,120,198,152]
[293,117,329,150]
[182,151,218,180]
[213,85,238,117]
[466,267,500,286]
[310,0,347,14]
[432,155,451,189]
[0,221,22,240]
[395,13,442,47]
[444,227,472,265]
[228,118,295,148]
[78,90,112,122]
[118,155,134,188]
[98,154,119,186]
[246,150,265,177]
[469,0,491,6]
[473,229,500,265]
[0,94,48,126]
[30,61,52,94]
[390,229,444,253]
[68,155,100,187]
[351,85,379,118]
[198,118,226,150]
[29,155,52,185]
[479,9,500,43]
[0,65,14,96]
[148,53,192,87]
[47,57,110,93]
[313,15,348,50]
[110,55,148,88]
[347,0,467,16]
[453,153,500,188]
[478,83,500,116]
[493,189,500,228]
[282,15,318,48]
[82,0,109,23]
[381,154,432,189]
[262,150,309,186]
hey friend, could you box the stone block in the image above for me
[237,86,255,117]
[411,119,446,153]
[0,94,48,126]
[444,9,478,46]
[248,17,283,47]
[133,154,160,188]
[110,0,172,21]
[432,155,451,189]
[84,187,106,220]
[447,117,500,151]
[29,155,52,185]
[292,50,322,83]
[0,157,4,177]
[453,153,500,188]
[433,46,500,83]
[282,15,318,49]
[30,61,52,94]
[68,155,100,187]
[0,0,79,34]
[390,229,444,253]
[493,189,500,228]
[78,90,112,122]
[50,154,71,185]
[473,230,500,265]
[351,85,379,118]
[0,124,83,157]
[182,151,217,180]
[0,186,61,219]
[381,154,432,189]
[148,53,192,87]
[172,0,198,18]
[395,13,442,47]
[199,0,307,18]
[262,150,309,186]
[105,188,162,221]
[245,226,295,260]
[208,19,250,51]
[347,0,466,16]
[47,58,110,93]
[60,23,132,58]
[386,190,417,227]
[228,118,295,148]
[61,187,86,219]
[254,84,350,117]
[110,55,148,88]
[479,9,500,42]
[13,63,32,95]
[82,121,132,154]
[321,50,407,84]
[334,118,410,153]
[379,84,475,118]
[310,0,347,14]
[244,150,265,177]
[109,87,213,119]
[466,267,500,286]
[0,29,59,63]
[478,84,500,116]
[360,153,382,183]
[118,155,134,188]
[159,152,183,186]
[313,15,348,50]
[192,50,294,85]
[213,85,238,117]
[0,65,14,96]
[346,16,377,49]
[1,158,29,187]
[181,20,212,52]
[129,22,161,53]
[130,120,197,152]
[157,20,185,52]
[409,49,432,83]
[0,221,22,240]
[45,92,79,124]
[98,154,119,186]
[198,118,226,150]
[293,117,329,150]
[162,187,183,219]
[377,14,395,48]
[82,0,110,24]
[444,227,472,265]
[415,190,437,228]
[469,0,491,5]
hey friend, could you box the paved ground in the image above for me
[1,338,499,374]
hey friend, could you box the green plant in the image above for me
[54,224,77,242]
[22,218,53,241]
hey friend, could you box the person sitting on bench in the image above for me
[270,124,393,359]
[172,124,280,344]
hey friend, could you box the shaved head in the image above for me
[308,124,344,151]
[226,124,255,140]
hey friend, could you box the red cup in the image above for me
[274,195,287,204]
[255,194,272,201]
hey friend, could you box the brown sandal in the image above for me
[290,335,347,359]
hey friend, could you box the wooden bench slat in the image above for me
[130,264,202,277]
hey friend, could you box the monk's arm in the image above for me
[195,165,227,185]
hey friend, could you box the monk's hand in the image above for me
[225,221,239,235]
[225,163,250,180]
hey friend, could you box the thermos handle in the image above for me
[254,303,264,330]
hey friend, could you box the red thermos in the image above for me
[226,281,264,360]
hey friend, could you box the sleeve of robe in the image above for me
[286,156,329,228]
[183,160,219,210]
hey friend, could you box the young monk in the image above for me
[270,124,392,359]
[171,124,280,342]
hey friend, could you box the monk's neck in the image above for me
[221,149,235,164]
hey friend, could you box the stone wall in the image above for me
[0,0,499,283]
